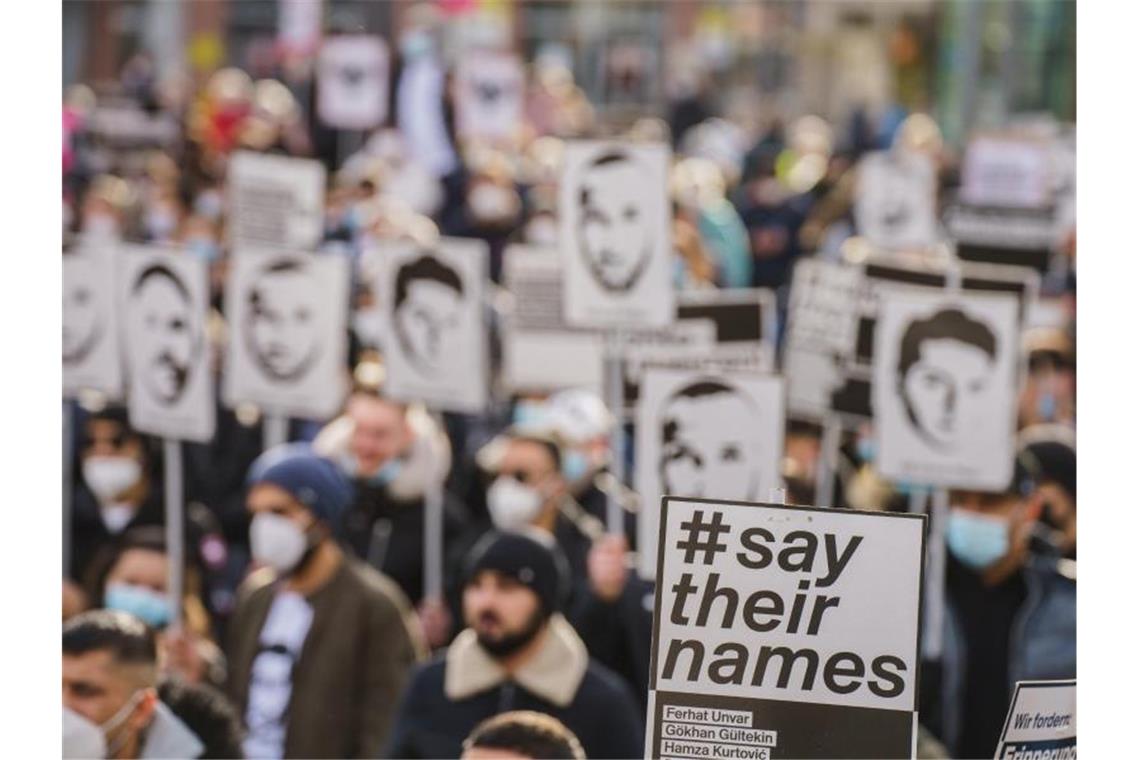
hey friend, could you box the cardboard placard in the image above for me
[994,680,1076,760]
[228,151,327,252]
[317,35,390,131]
[455,52,525,142]
[635,369,784,579]
[647,497,926,759]
[223,250,350,420]
[63,238,123,400]
[560,140,674,328]
[119,244,215,442]
[872,290,1020,490]
[854,151,939,251]
[959,136,1053,210]
[376,238,489,413]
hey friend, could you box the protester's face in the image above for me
[248,269,320,380]
[497,439,563,508]
[62,649,147,732]
[578,160,653,290]
[246,483,313,528]
[901,338,996,449]
[395,279,463,372]
[63,258,100,363]
[106,548,167,596]
[346,395,411,476]
[463,570,542,645]
[660,391,764,500]
[81,419,145,467]
[131,275,196,405]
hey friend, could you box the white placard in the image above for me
[228,151,326,252]
[960,136,1053,210]
[63,238,123,400]
[317,35,390,130]
[278,0,323,57]
[455,52,525,142]
[648,497,925,759]
[994,680,1076,760]
[224,250,350,420]
[873,290,1020,489]
[635,369,784,579]
[560,141,674,328]
[119,244,215,442]
[376,238,489,413]
[854,150,939,251]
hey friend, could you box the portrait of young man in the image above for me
[126,262,201,408]
[243,258,322,383]
[391,252,466,377]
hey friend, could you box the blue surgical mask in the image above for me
[672,255,687,288]
[186,237,219,262]
[562,450,589,482]
[1037,391,1057,422]
[946,508,1010,571]
[512,400,548,429]
[104,582,172,629]
[368,457,403,487]
[856,436,876,463]
[401,30,433,59]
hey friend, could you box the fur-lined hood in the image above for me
[444,613,588,708]
[312,405,451,502]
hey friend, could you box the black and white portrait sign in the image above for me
[853,150,939,251]
[873,290,1020,489]
[376,239,489,413]
[317,35,390,131]
[635,369,784,579]
[560,141,674,328]
[118,244,215,442]
[228,151,326,252]
[224,250,351,420]
[64,239,123,400]
[455,52,525,143]
[647,497,925,759]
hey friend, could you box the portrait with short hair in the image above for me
[64,242,123,399]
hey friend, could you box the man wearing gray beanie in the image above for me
[226,444,426,759]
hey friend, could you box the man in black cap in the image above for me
[227,444,426,759]
[386,529,644,759]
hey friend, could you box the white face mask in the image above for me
[487,476,544,531]
[526,217,559,246]
[83,456,142,504]
[250,512,309,574]
[99,504,136,535]
[63,706,108,759]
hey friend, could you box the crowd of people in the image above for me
[62,12,1076,760]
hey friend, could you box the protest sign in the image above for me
[946,204,1055,273]
[223,250,350,420]
[500,245,605,394]
[853,150,939,251]
[959,136,1053,210]
[647,497,925,759]
[635,370,784,579]
[118,244,215,443]
[994,680,1076,760]
[63,238,123,400]
[278,0,323,58]
[228,151,326,251]
[560,140,674,328]
[317,35,390,130]
[376,238,489,413]
[872,290,1020,490]
[455,52,525,143]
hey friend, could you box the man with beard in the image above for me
[386,530,643,759]
[576,150,656,293]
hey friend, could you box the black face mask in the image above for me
[476,604,547,659]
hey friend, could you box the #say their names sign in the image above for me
[376,238,489,413]
[228,151,326,251]
[223,250,351,419]
[318,36,390,131]
[119,244,215,442]
[994,680,1076,760]
[635,369,784,580]
[648,497,926,759]
[872,290,1020,490]
[560,140,674,328]
[64,239,123,400]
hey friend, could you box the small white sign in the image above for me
[119,244,215,442]
[224,250,350,420]
[228,151,326,252]
[560,141,674,328]
[63,238,123,400]
[317,35,390,131]
[376,238,489,413]
[994,680,1076,760]
[873,290,1020,489]
[960,136,1053,210]
[635,369,784,579]
[455,52,525,143]
[854,150,939,251]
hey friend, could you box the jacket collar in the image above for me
[444,613,588,708]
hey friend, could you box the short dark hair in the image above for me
[132,262,190,302]
[464,710,586,760]
[578,149,632,208]
[250,258,306,307]
[62,609,158,671]
[394,253,464,310]
[509,433,563,474]
[661,380,742,447]
[897,307,997,378]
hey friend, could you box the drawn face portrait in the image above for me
[577,151,654,292]
[872,172,913,232]
[393,254,465,375]
[462,65,522,131]
[897,308,998,450]
[63,256,101,365]
[129,265,198,406]
[244,261,320,381]
[659,381,765,500]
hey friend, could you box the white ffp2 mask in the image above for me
[487,476,544,531]
[83,456,142,504]
[250,513,309,574]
